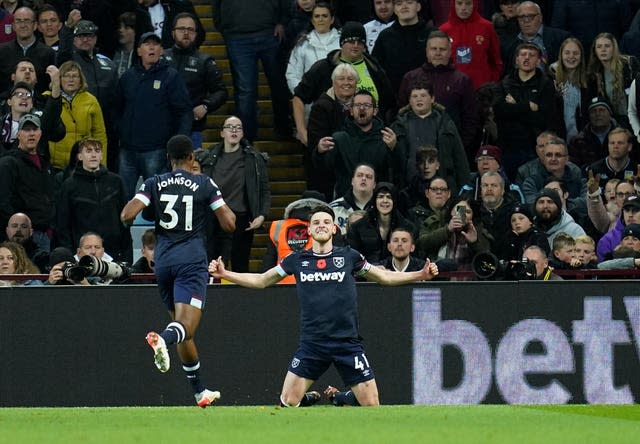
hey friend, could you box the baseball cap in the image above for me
[622,194,640,210]
[138,31,162,46]
[475,145,502,163]
[587,96,613,114]
[74,20,98,36]
[18,113,41,131]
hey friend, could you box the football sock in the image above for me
[183,360,205,395]
[160,321,186,345]
[332,390,360,406]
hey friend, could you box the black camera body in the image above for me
[472,252,537,281]
[60,256,131,283]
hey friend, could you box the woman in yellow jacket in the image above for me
[48,60,107,170]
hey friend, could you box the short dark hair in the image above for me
[427,30,451,44]
[416,146,439,164]
[309,205,335,222]
[172,12,198,29]
[37,4,61,21]
[141,229,156,248]
[353,89,377,108]
[118,11,136,28]
[409,81,434,96]
[166,135,193,160]
[515,42,542,57]
[390,226,415,243]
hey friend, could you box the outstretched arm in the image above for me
[208,256,283,288]
[364,260,439,286]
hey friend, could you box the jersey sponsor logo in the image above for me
[317,259,326,269]
[333,257,344,268]
[299,271,346,282]
[291,357,300,368]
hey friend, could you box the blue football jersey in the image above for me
[135,169,226,266]
[277,246,371,341]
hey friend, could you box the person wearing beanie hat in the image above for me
[534,187,586,246]
[598,223,640,269]
[371,1,435,92]
[493,202,550,261]
[291,18,394,147]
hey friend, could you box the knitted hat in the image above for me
[475,145,502,163]
[623,223,640,240]
[340,21,366,46]
[587,96,613,115]
[535,188,562,209]
[510,204,534,222]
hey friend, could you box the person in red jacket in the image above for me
[440,0,503,89]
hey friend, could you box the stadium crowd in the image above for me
[2,0,640,284]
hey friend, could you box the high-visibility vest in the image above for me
[269,218,313,284]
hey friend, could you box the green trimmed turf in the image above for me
[1,405,638,443]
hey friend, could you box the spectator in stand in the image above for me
[347,182,415,264]
[0,0,19,15]
[597,223,640,269]
[0,114,55,252]
[417,196,490,268]
[477,171,518,254]
[364,0,394,53]
[293,20,394,146]
[1,58,39,110]
[548,37,589,143]
[409,175,450,231]
[544,177,598,242]
[533,187,586,248]
[522,244,563,280]
[0,4,15,44]
[131,228,156,274]
[378,226,426,271]
[44,246,90,285]
[115,31,191,198]
[440,0,503,90]
[137,0,205,50]
[197,116,270,272]
[522,137,587,208]
[48,60,107,172]
[502,1,570,72]
[494,42,556,179]
[398,30,479,159]
[372,0,434,95]
[586,33,640,130]
[551,0,631,52]
[1,74,65,157]
[286,2,340,97]
[547,232,586,271]
[36,4,62,51]
[585,127,636,191]
[314,90,400,198]
[165,12,228,149]
[574,234,598,268]
[0,240,42,286]
[587,177,634,235]
[515,130,556,186]
[494,203,549,260]
[596,193,640,261]
[0,7,56,95]
[492,0,520,67]
[213,0,292,142]
[459,144,524,203]
[392,81,470,194]
[57,137,132,263]
[398,145,439,214]
[306,63,357,200]
[330,163,376,234]
[569,96,619,168]
[4,212,48,272]
[112,12,136,79]
[285,0,315,52]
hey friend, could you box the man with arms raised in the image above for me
[209,205,438,407]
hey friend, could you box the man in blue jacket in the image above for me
[115,31,192,198]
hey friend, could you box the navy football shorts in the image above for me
[155,261,208,311]
[288,339,375,386]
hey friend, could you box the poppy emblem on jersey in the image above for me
[317,259,326,269]
[475,35,484,45]
[291,357,300,368]
[333,257,344,268]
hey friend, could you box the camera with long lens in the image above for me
[60,261,87,282]
[472,252,536,280]
[78,255,131,282]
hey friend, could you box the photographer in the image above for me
[522,245,563,281]
[45,247,90,286]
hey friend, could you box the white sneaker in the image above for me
[145,331,170,373]
[196,389,221,408]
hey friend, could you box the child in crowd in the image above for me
[548,232,582,270]
[573,235,598,268]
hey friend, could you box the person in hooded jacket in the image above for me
[494,203,549,260]
[440,0,503,90]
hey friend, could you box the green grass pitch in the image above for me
[1,405,639,444]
